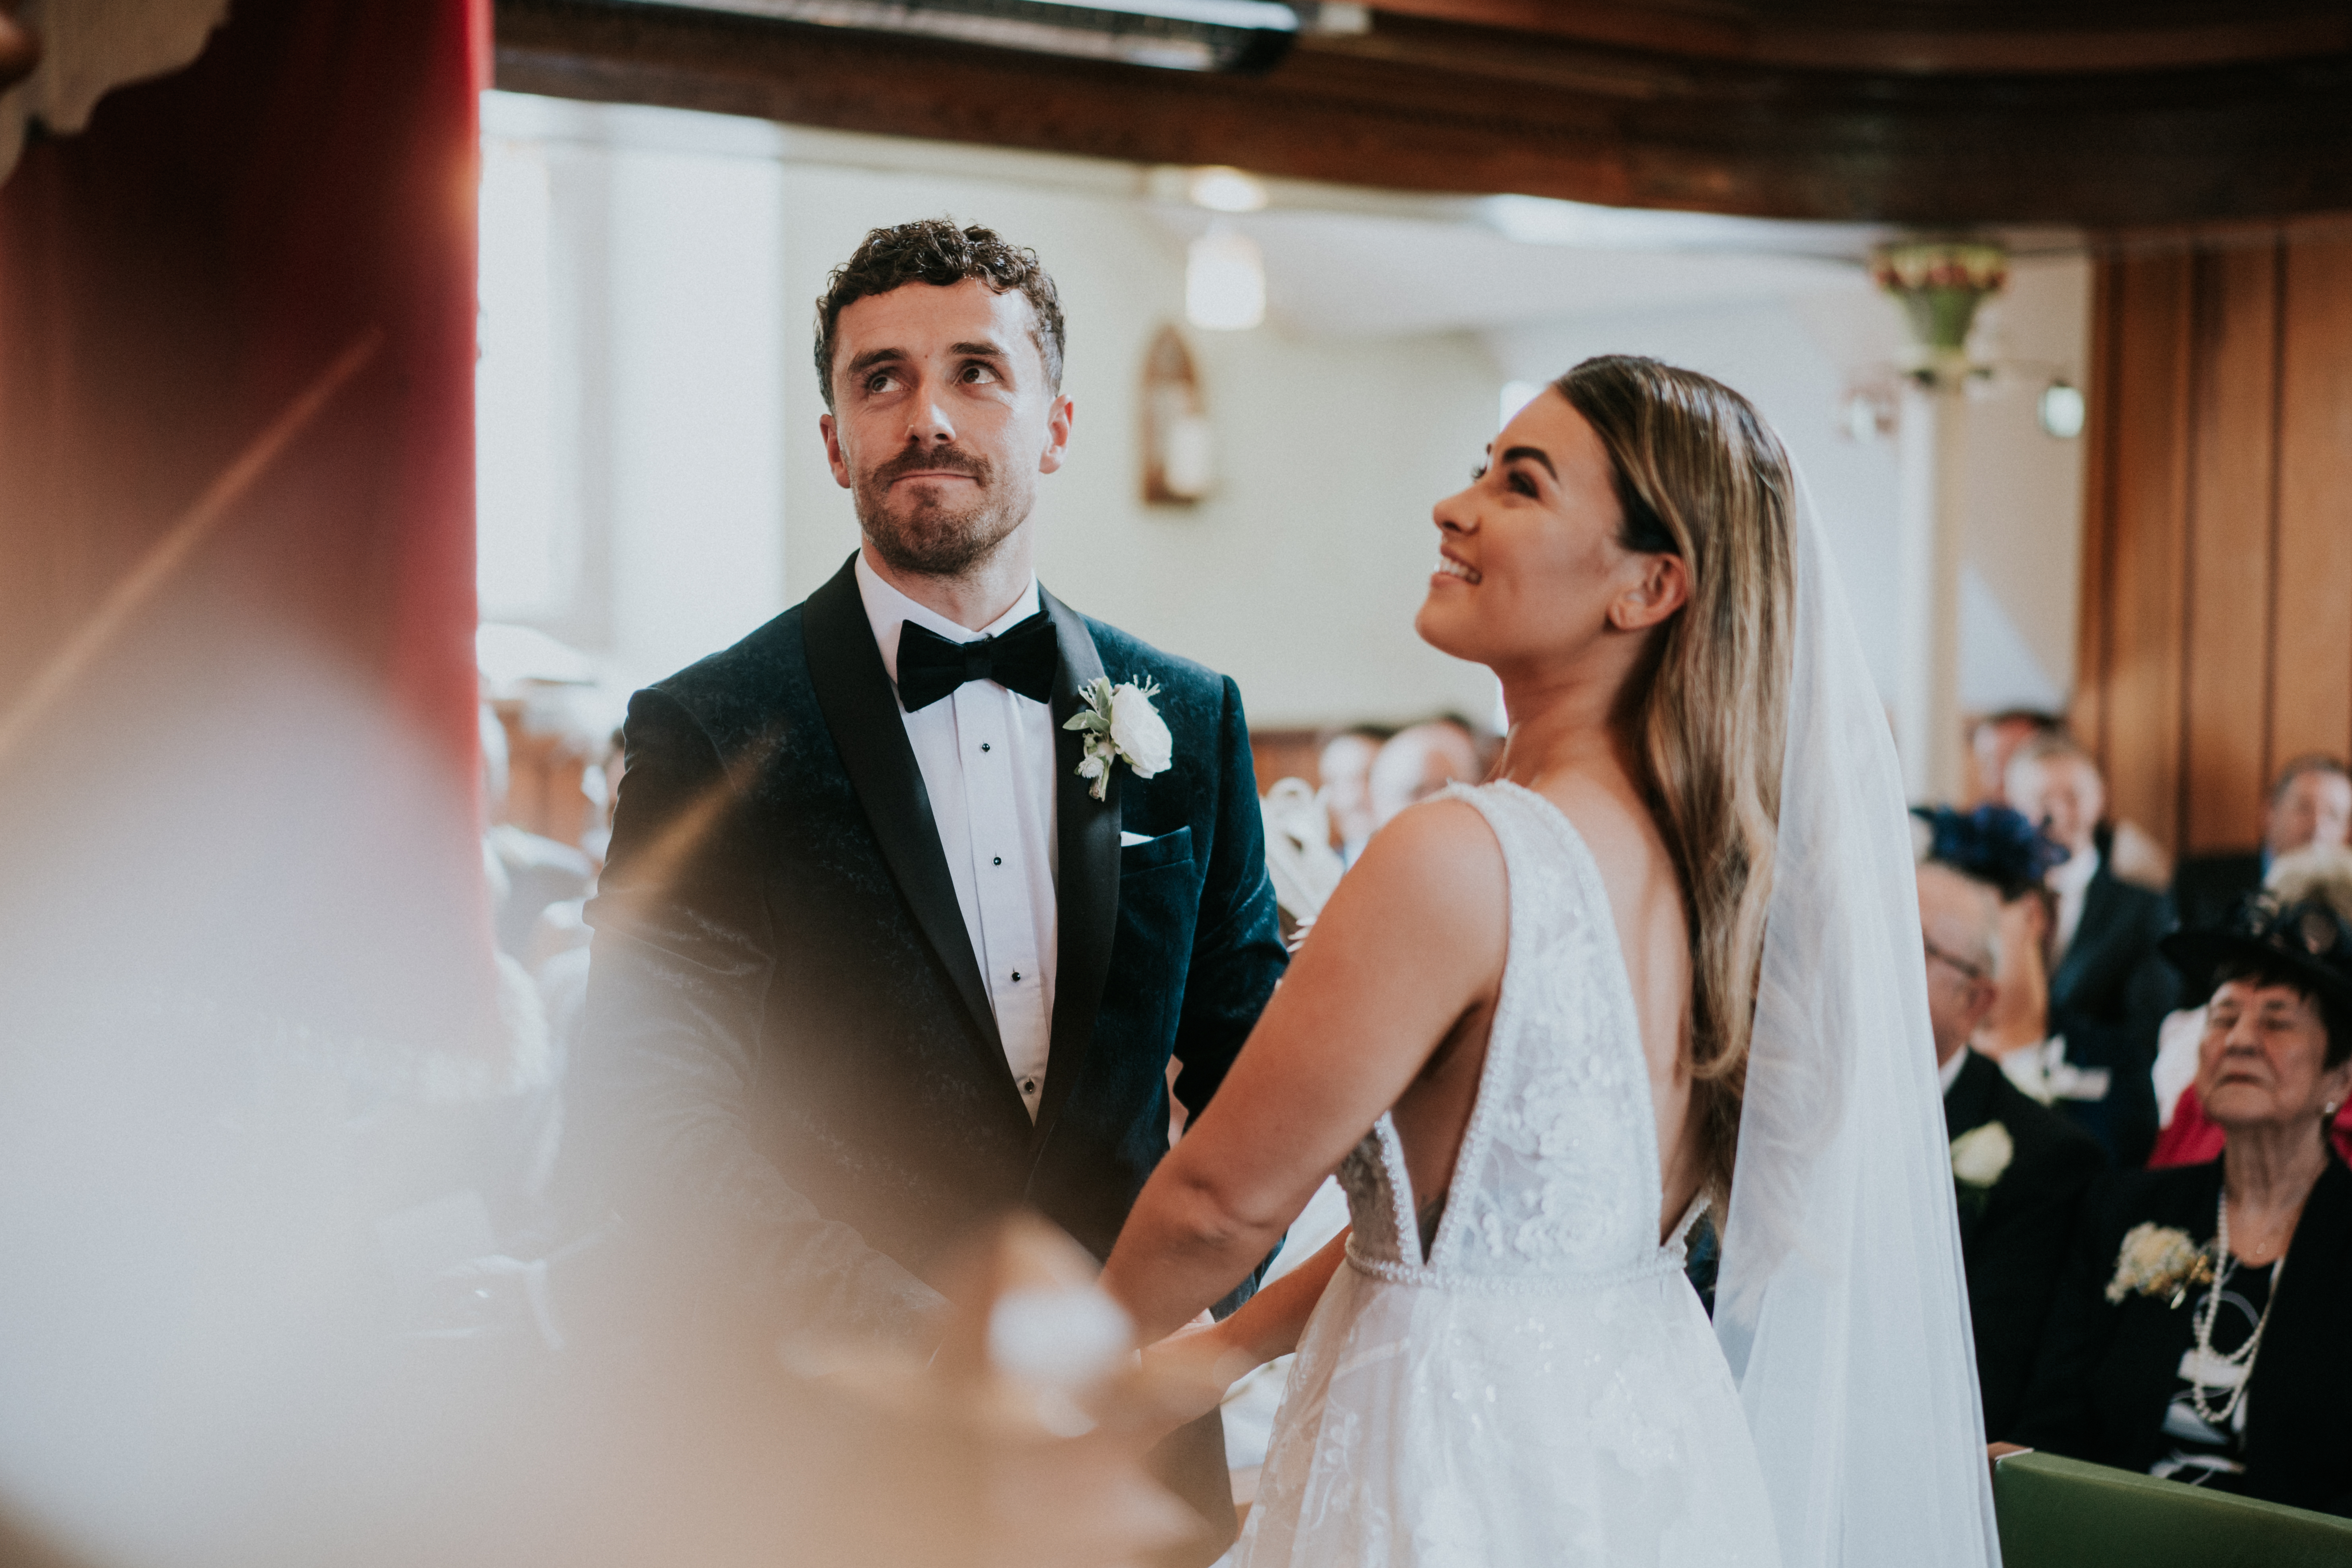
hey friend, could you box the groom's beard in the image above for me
[855,443,1031,580]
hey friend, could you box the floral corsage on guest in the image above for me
[1067,676,1172,801]
[1949,1122,2013,1221]
[2105,1223,2216,1308]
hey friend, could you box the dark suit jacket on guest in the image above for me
[1944,1049,2105,1437]
[572,553,1288,1353]
[2010,1156,2352,1517]
[2172,849,2265,937]
[2050,842,2180,1165]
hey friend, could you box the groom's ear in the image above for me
[1037,393,1075,476]
[821,412,853,490]
[1608,553,1690,633]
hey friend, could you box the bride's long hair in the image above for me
[1554,356,1794,1203]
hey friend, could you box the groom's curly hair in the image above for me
[814,219,1067,410]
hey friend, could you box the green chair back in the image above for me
[1993,1451,2352,1568]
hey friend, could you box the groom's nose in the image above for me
[906,388,957,446]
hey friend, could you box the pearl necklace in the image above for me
[2187,1189,2282,1429]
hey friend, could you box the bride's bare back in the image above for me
[1391,770,1697,1251]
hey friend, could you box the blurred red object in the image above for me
[2150,1086,2352,1168]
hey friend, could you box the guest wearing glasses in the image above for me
[2152,845,2352,1168]
[1916,809,2106,1435]
[2002,896,2352,1515]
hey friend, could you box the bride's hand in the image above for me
[1124,1316,1251,1439]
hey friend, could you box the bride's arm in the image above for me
[1102,799,1505,1344]
[1136,1230,1353,1424]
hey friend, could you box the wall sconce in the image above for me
[1186,223,1264,332]
[2037,380,2086,439]
[1142,325,1215,504]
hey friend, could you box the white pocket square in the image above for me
[1119,830,1152,847]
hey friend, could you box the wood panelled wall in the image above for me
[2075,222,2352,858]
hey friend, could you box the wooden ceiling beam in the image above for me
[492,0,2352,227]
[1362,1,2352,76]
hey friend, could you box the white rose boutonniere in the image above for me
[1067,676,1172,801]
[2105,1223,2215,1307]
[1949,1122,2015,1189]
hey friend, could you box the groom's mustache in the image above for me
[872,445,992,488]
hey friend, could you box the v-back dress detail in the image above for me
[1234,782,1780,1567]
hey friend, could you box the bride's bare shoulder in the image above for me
[1327,794,1507,936]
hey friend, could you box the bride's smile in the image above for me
[1431,549,1480,585]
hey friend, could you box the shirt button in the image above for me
[1011,971,1022,982]
[980,742,991,752]
[1021,1078,1037,1095]
[992,856,1002,866]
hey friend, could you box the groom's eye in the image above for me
[864,369,900,394]
[960,361,1001,384]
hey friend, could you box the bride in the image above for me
[1100,357,2000,1566]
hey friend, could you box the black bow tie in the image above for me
[895,611,1059,712]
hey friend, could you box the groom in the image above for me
[573,220,1286,1553]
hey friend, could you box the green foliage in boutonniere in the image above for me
[1065,676,1172,802]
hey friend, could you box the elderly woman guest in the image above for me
[2002,896,2352,1514]
[2151,844,2352,1168]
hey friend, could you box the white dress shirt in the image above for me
[856,555,1059,1118]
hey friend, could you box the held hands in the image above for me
[1127,1312,1252,1441]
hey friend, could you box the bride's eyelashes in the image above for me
[1469,461,1539,498]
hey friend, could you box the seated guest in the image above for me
[2005,897,2352,1514]
[2154,844,2352,1168]
[1915,823,2106,1434]
[1366,716,1483,830]
[1314,724,1389,868]
[480,705,594,963]
[1967,709,2064,810]
[2173,755,2352,935]
[2005,735,2181,1164]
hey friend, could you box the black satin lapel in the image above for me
[801,554,1009,1077]
[1943,1051,1997,1139]
[1031,586,1119,1153]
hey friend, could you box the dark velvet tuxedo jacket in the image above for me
[2050,842,2180,1165]
[1943,1049,2106,1437]
[2010,1156,2352,1516]
[2171,850,2265,938]
[574,555,1288,1354]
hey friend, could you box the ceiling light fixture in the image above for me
[618,0,1301,74]
[2037,380,2086,440]
[1186,224,1265,331]
[1186,166,1268,213]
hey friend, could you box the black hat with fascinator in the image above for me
[2161,893,2352,1028]
[1911,804,2068,902]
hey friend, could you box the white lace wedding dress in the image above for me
[1235,780,1781,1567]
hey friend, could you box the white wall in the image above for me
[482,92,1500,726]
[478,91,2089,735]
[1485,256,2090,716]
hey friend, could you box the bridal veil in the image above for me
[1712,476,2003,1567]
